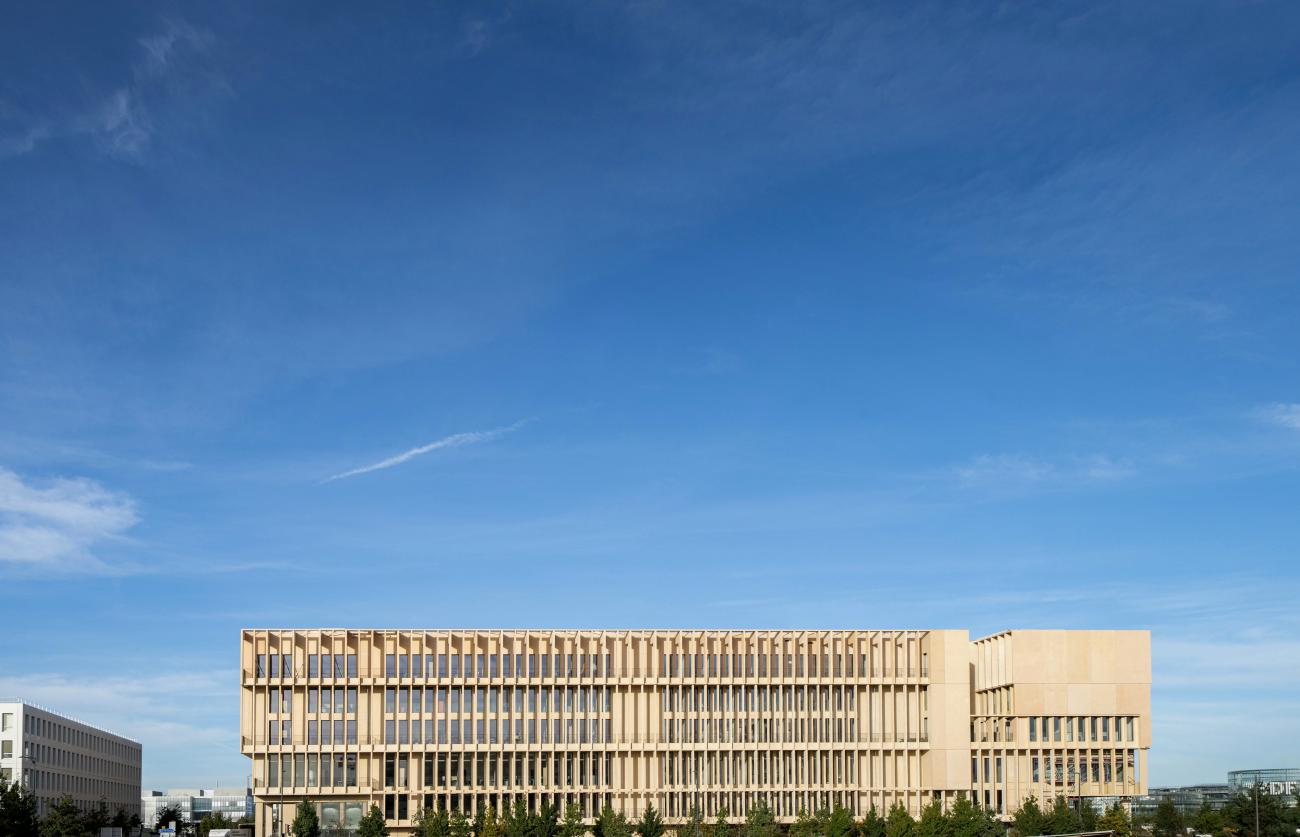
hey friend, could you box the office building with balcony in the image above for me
[0,699,143,819]
[239,629,1150,836]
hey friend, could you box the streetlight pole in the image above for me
[1254,782,1260,837]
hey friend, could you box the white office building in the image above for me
[0,699,142,819]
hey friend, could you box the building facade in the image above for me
[1227,769,1300,806]
[142,788,255,829]
[239,629,1150,836]
[0,699,143,819]
[1130,785,1232,817]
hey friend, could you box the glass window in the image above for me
[386,655,397,677]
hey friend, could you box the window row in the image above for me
[661,717,896,745]
[1026,716,1136,744]
[18,714,139,762]
[659,749,857,788]
[386,687,612,715]
[264,750,615,790]
[254,645,931,681]
[15,767,138,801]
[384,718,613,746]
[969,750,1141,786]
[658,651,926,679]
[12,742,140,778]
[661,685,861,713]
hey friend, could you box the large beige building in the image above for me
[239,629,1149,836]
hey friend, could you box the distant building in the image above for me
[0,699,142,819]
[1227,769,1300,806]
[1131,769,1300,817]
[141,789,254,829]
[1130,785,1232,817]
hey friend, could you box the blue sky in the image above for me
[2,0,1299,791]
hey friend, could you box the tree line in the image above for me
[0,780,143,837]
[286,799,1006,837]
[1141,787,1300,837]
[193,784,1300,837]
[149,805,252,837]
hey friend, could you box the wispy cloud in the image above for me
[325,420,529,482]
[952,452,1136,489]
[1,18,219,161]
[1260,403,1300,431]
[0,467,139,572]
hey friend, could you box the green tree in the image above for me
[1045,797,1081,836]
[1189,805,1223,837]
[504,801,536,837]
[885,803,916,837]
[560,804,586,837]
[712,809,731,837]
[535,804,560,837]
[450,811,473,837]
[1,780,41,837]
[1079,805,1099,833]
[635,806,665,837]
[200,813,236,837]
[1152,798,1184,837]
[357,805,389,837]
[416,807,451,837]
[291,801,321,837]
[790,810,817,837]
[155,805,186,832]
[948,797,983,837]
[859,807,886,837]
[1220,787,1288,837]
[1098,804,1132,837]
[593,806,630,837]
[682,808,705,837]
[741,801,777,837]
[826,807,854,837]
[916,801,951,837]
[1011,797,1046,837]
[110,808,137,836]
[41,795,87,837]
[84,800,111,834]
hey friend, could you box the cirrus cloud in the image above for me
[0,467,139,572]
